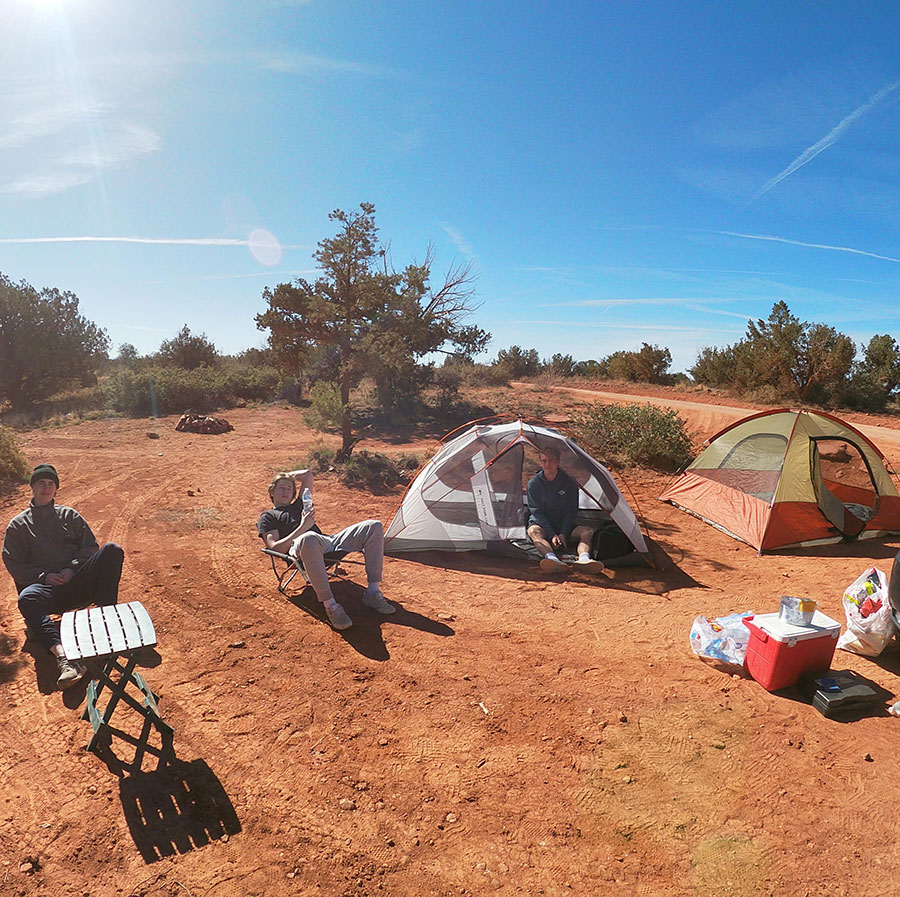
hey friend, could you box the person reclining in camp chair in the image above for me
[2,463,125,690]
[526,448,605,574]
[257,470,395,630]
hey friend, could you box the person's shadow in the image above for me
[0,630,27,685]
[287,583,454,661]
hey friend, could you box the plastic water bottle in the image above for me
[301,487,314,512]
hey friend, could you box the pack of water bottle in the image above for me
[690,611,755,666]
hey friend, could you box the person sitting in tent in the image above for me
[526,447,606,574]
[257,470,395,630]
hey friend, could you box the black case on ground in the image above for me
[798,670,880,718]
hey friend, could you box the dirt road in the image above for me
[542,382,900,453]
[3,404,900,897]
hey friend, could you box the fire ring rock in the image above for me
[175,413,234,435]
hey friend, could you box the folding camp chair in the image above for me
[262,547,349,595]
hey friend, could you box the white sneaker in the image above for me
[574,557,606,573]
[323,599,353,630]
[540,557,569,574]
[56,656,86,690]
[362,590,396,614]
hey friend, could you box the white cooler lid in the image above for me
[752,609,841,643]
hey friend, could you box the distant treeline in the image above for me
[461,301,900,413]
[3,258,899,426]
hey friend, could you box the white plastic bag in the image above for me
[837,567,896,657]
[690,611,754,666]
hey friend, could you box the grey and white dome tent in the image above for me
[384,420,649,563]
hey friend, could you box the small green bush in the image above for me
[0,426,29,490]
[303,446,420,492]
[432,367,461,411]
[574,403,694,471]
[304,381,345,432]
[104,363,279,416]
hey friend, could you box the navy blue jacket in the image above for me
[526,468,579,538]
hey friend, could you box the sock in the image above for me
[322,596,339,608]
[579,552,591,562]
[365,581,381,595]
[545,552,560,563]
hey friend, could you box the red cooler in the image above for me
[743,611,841,691]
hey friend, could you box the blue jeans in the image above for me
[17,543,124,651]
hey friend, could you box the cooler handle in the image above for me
[742,615,768,643]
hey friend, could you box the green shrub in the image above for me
[104,363,279,416]
[304,381,345,432]
[574,403,694,471]
[303,446,420,492]
[746,384,792,406]
[0,426,28,490]
[432,367,461,411]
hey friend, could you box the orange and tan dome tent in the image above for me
[659,408,900,554]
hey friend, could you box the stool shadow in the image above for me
[118,757,241,863]
[92,708,175,775]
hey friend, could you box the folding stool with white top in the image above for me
[60,600,172,755]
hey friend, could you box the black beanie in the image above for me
[30,464,59,488]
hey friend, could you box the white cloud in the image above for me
[0,100,111,149]
[59,124,161,168]
[562,296,747,309]
[258,52,401,79]
[0,172,94,197]
[517,319,744,335]
[0,44,170,199]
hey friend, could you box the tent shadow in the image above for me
[390,539,705,597]
[286,583,454,662]
[642,537,708,594]
[775,540,900,561]
[119,756,241,863]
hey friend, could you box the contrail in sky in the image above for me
[716,230,900,264]
[751,79,900,202]
[0,236,249,245]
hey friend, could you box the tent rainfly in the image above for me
[659,408,900,554]
[384,420,648,559]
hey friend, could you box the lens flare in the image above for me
[248,228,282,266]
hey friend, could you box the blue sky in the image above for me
[2,0,900,373]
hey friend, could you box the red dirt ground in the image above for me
[3,396,900,897]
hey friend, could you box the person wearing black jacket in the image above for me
[526,448,604,574]
[2,464,124,689]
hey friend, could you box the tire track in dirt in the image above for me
[53,471,134,510]
[0,667,109,857]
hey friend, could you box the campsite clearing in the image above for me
[3,396,900,897]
